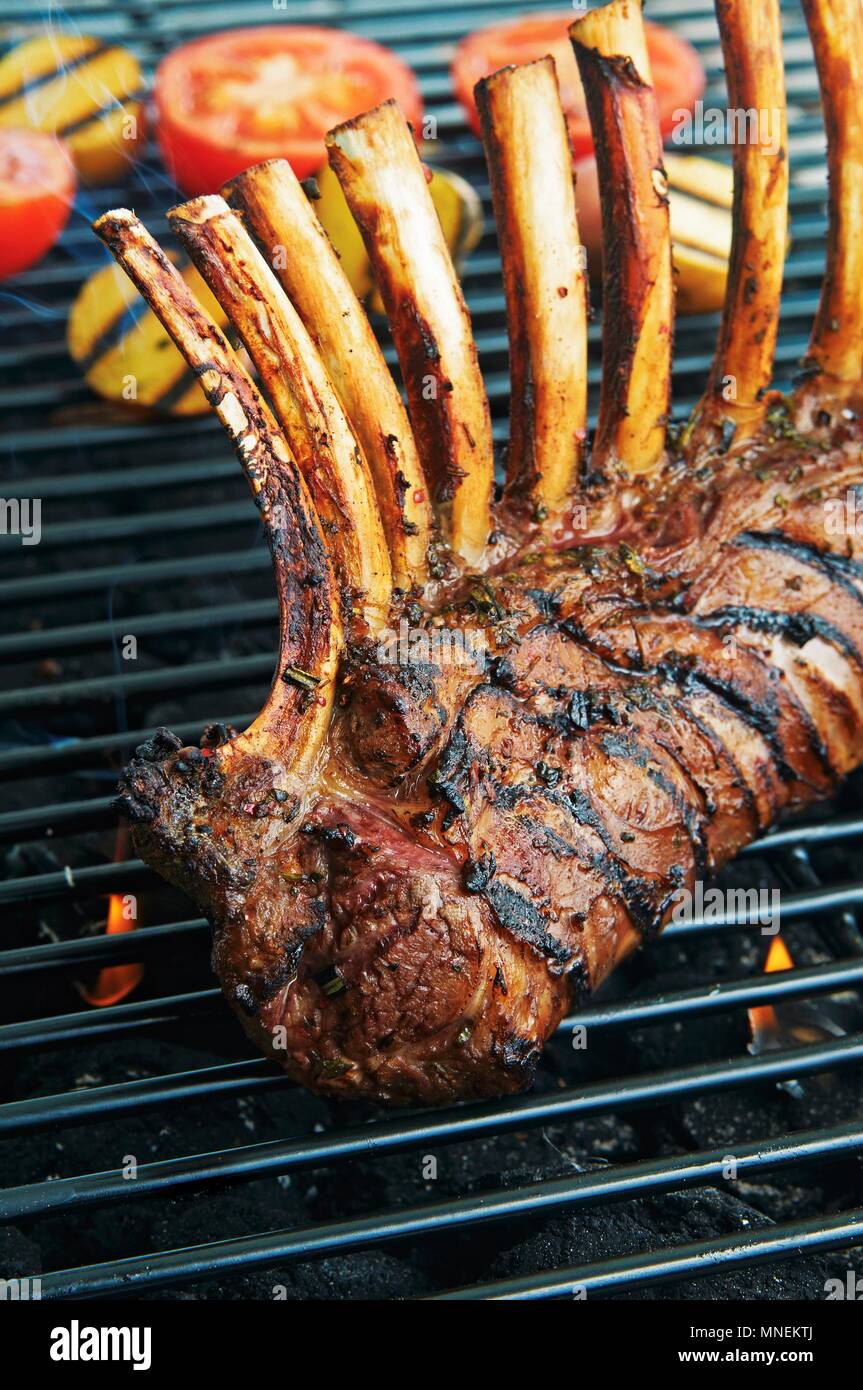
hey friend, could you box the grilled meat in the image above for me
[100,0,863,1105]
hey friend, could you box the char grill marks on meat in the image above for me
[103,0,863,1105]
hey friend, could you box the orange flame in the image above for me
[748,935,794,1037]
[79,826,143,1007]
[79,892,144,1007]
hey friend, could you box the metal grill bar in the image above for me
[0,286,829,384]
[3,957,861,1055]
[659,881,863,934]
[0,1059,277,1138]
[435,1208,863,1301]
[562,957,863,1029]
[0,713,255,780]
[0,321,819,439]
[0,0,793,25]
[2,1086,856,1223]
[0,243,829,343]
[0,795,117,843]
[0,417,217,456]
[0,654,273,717]
[3,1033,861,1141]
[0,321,821,416]
[1,549,268,606]
[33,1151,863,1300]
[0,989,222,1052]
[0,859,153,905]
[0,499,256,550]
[10,351,815,417]
[0,918,206,976]
[4,454,239,499]
[4,856,862,927]
[0,598,276,662]
[0,391,706,458]
[740,814,863,853]
[1,780,860,849]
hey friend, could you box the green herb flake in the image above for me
[315,966,347,998]
[469,580,505,623]
[282,665,321,690]
[618,542,646,576]
[318,1057,354,1078]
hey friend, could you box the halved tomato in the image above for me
[452,11,705,160]
[0,128,75,279]
[155,26,424,196]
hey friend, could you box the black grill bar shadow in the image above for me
[433,1208,863,1301]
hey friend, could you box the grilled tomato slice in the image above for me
[155,26,424,195]
[0,128,74,279]
[452,10,705,160]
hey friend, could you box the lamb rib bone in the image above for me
[570,0,674,480]
[475,57,588,516]
[92,208,341,770]
[794,0,863,429]
[685,0,789,453]
[224,157,433,590]
[168,193,391,633]
[326,98,495,567]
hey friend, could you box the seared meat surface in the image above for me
[121,424,863,1103]
[103,0,863,1105]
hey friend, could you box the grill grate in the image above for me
[1,0,862,1302]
